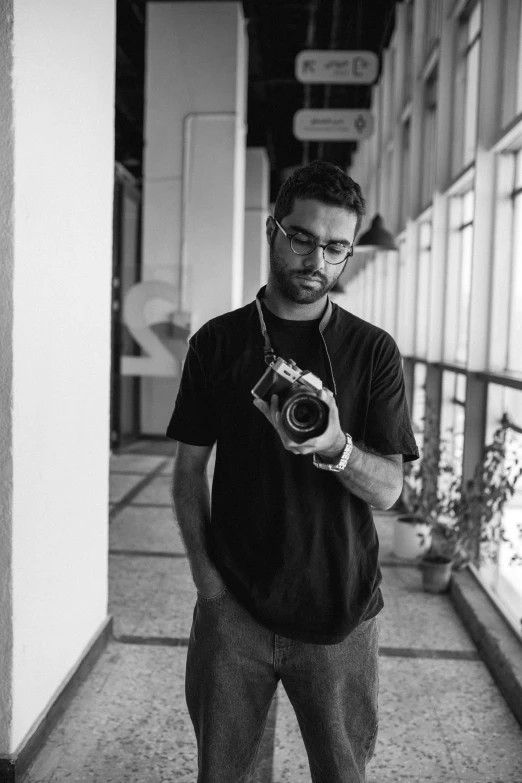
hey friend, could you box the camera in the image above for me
[252,357,329,443]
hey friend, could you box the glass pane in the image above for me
[373,254,385,328]
[463,39,480,165]
[508,193,522,372]
[364,259,375,323]
[383,251,399,338]
[483,384,522,634]
[416,223,432,357]
[412,362,427,455]
[401,121,411,227]
[396,240,408,348]
[516,149,522,189]
[462,189,475,224]
[452,49,466,175]
[456,223,474,364]
[468,1,482,43]
[443,199,463,362]
[440,371,467,474]
[517,3,522,113]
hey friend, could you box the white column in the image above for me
[243,148,269,304]
[0,0,115,756]
[140,1,247,433]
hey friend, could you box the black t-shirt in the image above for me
[167,290,419,644]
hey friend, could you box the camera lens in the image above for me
[281,390,328,443]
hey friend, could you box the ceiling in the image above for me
[115,0,399,200]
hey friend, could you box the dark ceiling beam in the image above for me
[302,0,319,166]
[317,0,344,161]
[125,0,145,26]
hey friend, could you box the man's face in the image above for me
[266,198,358,305]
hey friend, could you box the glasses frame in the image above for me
[273,217,354,265]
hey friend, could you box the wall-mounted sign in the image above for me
[293,110,374,141]
[295,50,378,85]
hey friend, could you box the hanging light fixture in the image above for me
[356,213,398,251]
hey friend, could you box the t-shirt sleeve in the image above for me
[165,340,218,446]
[364,334,419,462]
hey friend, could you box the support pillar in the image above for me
[0,0,115,773]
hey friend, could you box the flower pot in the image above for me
[420,555,453,593]
[393,515,432,560]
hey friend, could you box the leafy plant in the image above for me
[428,414,522,567]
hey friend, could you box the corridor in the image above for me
[21,441,522,783]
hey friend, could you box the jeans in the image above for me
[185,586,379,783]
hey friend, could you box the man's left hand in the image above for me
[253,388,346,460]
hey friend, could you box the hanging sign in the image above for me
[295,50,378,85]
[293,110,374,141]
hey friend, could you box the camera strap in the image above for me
[254,289,337,399]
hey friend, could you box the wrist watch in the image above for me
[313,433,353,473]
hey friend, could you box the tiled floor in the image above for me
[23,444,522,782]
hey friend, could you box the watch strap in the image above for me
[313,433,353,472]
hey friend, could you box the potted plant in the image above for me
[420,415,522,593]
[393,462,434,559]
[392,404,440,560]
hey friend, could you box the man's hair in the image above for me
[274,160,367,238]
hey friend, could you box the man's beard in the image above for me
[268,241,344,304]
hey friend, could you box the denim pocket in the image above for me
[197,586,228,605]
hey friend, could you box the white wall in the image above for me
[6,0,116,753]
[0,0,15,755]
[140,2,247,433]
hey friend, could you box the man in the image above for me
[167,160,418,783]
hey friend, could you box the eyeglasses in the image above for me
[273,218,353,265]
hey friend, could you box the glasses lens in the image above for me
[324,243,349,264]
[290,233,316,255]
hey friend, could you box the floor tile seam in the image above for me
[109,459,171,523]
[109,549,187,558]
[127,503,172,508]
[110,470,160,477]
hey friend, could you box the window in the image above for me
[396,238,412,352]
[363,257,375,325]
[440,371,467,475]
[400,120,411,228]
[404,2,414,104]
[490,149,522,374]
[421,70,438,207]
[412,362,428,454]
[373,252,386,329]
[451,3,481,175]
[508,153,522,372]
[443,190,474,365]
[383,251,399,339]
[480,384,522,636]
[501,0,522,128]
[425,0,443,58]
[438,372,467,515]
[415,221,432,358]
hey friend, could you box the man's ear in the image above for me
[266,215,275,245]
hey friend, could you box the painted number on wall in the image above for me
[120,281,190,377]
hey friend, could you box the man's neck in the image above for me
[263,283,328,321]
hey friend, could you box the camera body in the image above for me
[252,357,329,443]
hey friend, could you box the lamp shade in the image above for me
[356,213,398,251]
